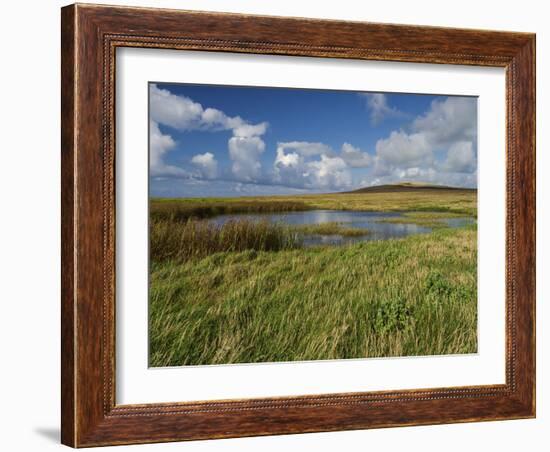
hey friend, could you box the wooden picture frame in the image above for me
[61,3,535,447]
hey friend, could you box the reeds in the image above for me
[150,199,312,222]
[151,218,300,262]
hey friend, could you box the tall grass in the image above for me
[151,199,312,222]
[151,218,300,262]
[149,226,477,366]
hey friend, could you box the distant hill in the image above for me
[342,182,477,194]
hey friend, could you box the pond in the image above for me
[211,210,475,246]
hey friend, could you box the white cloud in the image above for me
[150,84,204,130]
[273,142,352,190]
[149,84,268,180]
[413,97,477,147]
[227,123,268,182]
[307,155,352,189]
[367,96,477,187]
[360,93,405,124]
[272,141,375,190]
[276,141,333,157]
[340,142,372,168]
[200,107,234,129]
[150,84,268,135]
[273,148,304,185]
[150,84,238,132]
[228,136,266,182]
[275,148,300,167]
[442,141,476,173]
[191,152,218,179]
[233,122,268,138]
[375,131,432,167]
[149,121,188,178]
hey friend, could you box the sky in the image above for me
[149,82,478,198]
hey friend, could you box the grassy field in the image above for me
[152,187,476,217]
[149,187,477,366]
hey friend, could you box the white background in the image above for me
[0,0,546,451]
[117,49,506,404]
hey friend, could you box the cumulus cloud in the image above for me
[369,96,477,187]
[150,84,268,135]
[273,146,305,186]
[226,122,268,183]
[413,97,477,147]
[340,142,372,168]
[276,141,333,158]
[150,84,204,130]
[233,122,268,138]
[374,131,432,168]
[149,121,188,178]
[149,84,231,131]
[149,84,268,180]
[228,136,266,181]
[360,93,405,124]
[441,141,476,173]
[191,152,218,179]
[307,155,352,189]
[273,141,353,190]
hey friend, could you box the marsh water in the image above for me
[211,210,474,246]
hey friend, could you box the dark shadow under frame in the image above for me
[61,3,535,447]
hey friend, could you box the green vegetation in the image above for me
[151,186,477,218]
[151,199,311,222]
[374,211,472,228]
[151,217,368,263]
[150,226,477,366]
[151,218,300,262]
[149,187,478,366]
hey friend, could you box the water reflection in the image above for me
[211,210,474,247]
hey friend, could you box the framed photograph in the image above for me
[61,3,536,447]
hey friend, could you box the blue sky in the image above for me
[149,83,477,198]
